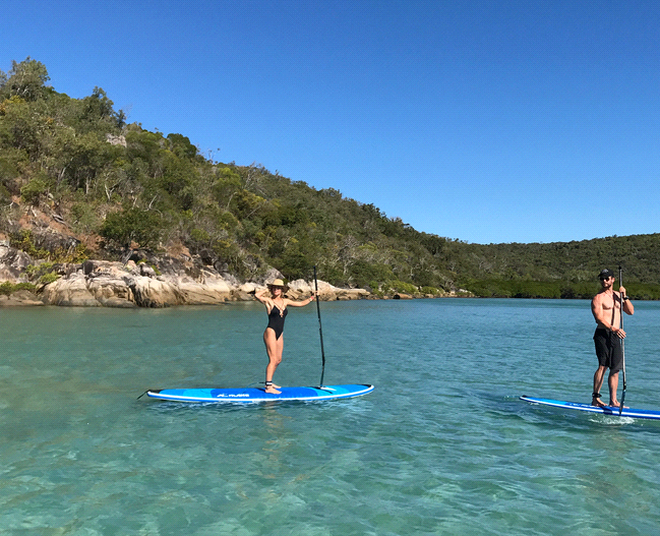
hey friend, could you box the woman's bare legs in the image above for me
[264,328,283,393]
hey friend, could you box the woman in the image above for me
[254,279,317,394]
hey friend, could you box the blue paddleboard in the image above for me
[146,384,374,403]
[520,395,660,420]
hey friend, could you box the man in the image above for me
[591,268,634,407]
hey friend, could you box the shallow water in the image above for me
[1,299,660,535]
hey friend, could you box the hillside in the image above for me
[2,58,660,300]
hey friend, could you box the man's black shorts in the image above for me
[594,328,623,372]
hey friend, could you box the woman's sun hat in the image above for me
[268,279,288,291]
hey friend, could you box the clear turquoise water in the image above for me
[2,299,660,535]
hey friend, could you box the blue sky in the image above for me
[2,0,659,244]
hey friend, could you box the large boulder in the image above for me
[174,274,232,304]
[126,276,182,308]
[0,289,44,306]
[41,272,101,307]
[0,241,33,282]
[335,288,371,300]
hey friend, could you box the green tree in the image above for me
[159,151,199,210]
[167,133,198,160]
[0,95,45,158]
[0,58,50,101]
[100,208,163,250]
[78,87,126,133]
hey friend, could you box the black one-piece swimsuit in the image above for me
[267,305,288,339]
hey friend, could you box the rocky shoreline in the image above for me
[0,236,455,307]
[0,246,380,307]
[42,259,372,307]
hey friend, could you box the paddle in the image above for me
[313,266,326,388]
[619,266,627,415]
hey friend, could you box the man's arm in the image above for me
[618,287,635,316]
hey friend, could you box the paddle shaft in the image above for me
[314,266,326,387]
[619,266,626,415]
